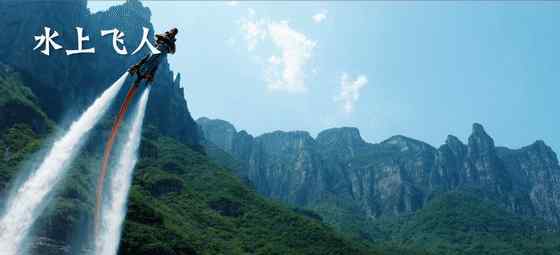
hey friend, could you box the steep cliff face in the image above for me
[197,117,238,153]
[0,73,377,254]
[498,141,560,222]
[347,135,437,217]
[0,0,199,147]
[249,131,325,205]
[198,118,560,225]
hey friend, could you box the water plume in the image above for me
[95,87,150,255]
[94,81,140,232]
[0,73,128,255]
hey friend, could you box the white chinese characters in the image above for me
[100,28,128,55]
[33,26,159,56]
[66,27,95,55]
[33,27,63,56]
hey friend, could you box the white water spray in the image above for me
[0,73,129,255]
[95,87,150,255]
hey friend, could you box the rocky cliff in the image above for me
[0,0,199,147]
[0,2,382,253]
[197,117,560,225]
[0,71,379,254]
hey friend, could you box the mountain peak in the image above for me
[381,135,435,152]
[316,127,365,147]
[472,123,488,136]
[522,140,559,165]
[262,130,313,140]
[196,117,238,152]
[532,140,547,148]
[443,135,467,155]
[196,117,236,132]
[256,130,315,156]
[529,140,556,156]
[446,135,463,146]
[468,123,495,156]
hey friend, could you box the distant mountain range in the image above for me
[197,117,560,224]
[2,0,560,254]
[0,1,389,254]
[198,117,560,253]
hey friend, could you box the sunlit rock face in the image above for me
[199,118,560,224]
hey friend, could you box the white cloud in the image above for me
[227,1,239,6]
[312,10,328,24]
[239,10,317,93]
[265,22,316,92]
[311,68,318,75]
[248,8,256,16]
[268,55,282,65]
[335,73,368,113]
[239,12,267,51]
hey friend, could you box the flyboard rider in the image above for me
[128,28,178,85]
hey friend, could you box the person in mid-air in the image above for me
[128,28,178,85]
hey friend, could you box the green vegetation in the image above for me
[0,67,50,194]
[200,139,249,182]
[0,67,51,135]
[119,135,378,255]
[0,68,379,254]
[2,65,560,255]
[369,192,560,255]
[307,191,560,255]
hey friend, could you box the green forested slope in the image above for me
[375,192,560,255]
[0,67,382,254]
[118,135,379,255]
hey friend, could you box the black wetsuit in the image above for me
[133,33,176,83]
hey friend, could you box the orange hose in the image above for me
[94,81,139,234]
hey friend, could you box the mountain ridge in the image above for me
[0,0,200,148]
[0,1,393,254]
[0,23,385,255]
[197,117,560,226]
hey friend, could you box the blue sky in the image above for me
[89,1,560,152]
